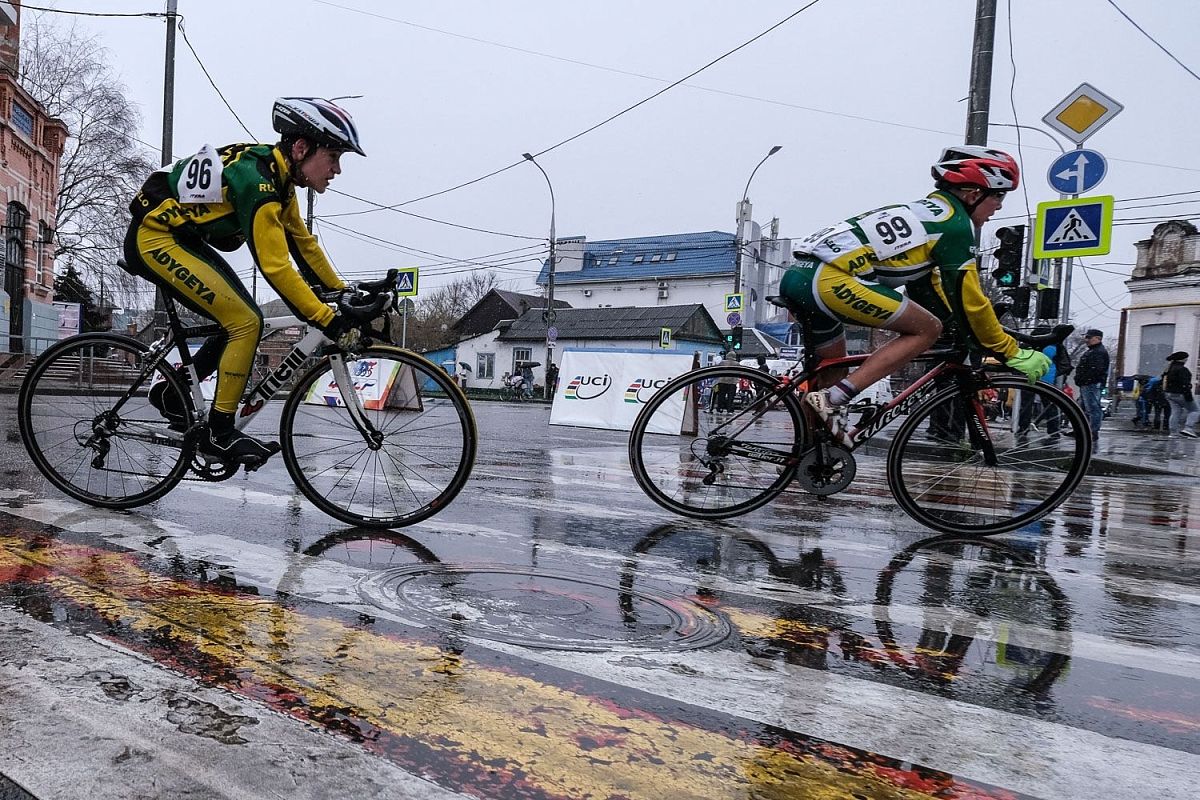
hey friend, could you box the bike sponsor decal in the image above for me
[564,374,612,401]
[624,377,671,404]
[241,345,309,417]
[850,379,937,444]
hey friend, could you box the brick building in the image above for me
[0,1,68,352]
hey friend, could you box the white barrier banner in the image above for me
[550,350,695,432]
[303,358,403,410]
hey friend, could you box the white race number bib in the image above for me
[858,206,926,259]
[175,144,223,204]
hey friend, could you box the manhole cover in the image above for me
[358,565,730,652]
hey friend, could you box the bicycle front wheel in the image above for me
[887,376,1091,535]
[18,333,191,509]
[628,366,808,519]
[280,346,477,528]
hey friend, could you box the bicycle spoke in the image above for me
[18,335,190,509]
[281,348,476,527]
[887,377,1090,535]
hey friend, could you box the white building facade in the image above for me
[1119,220,1200,378]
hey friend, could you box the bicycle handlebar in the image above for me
[1004,323,1074,349]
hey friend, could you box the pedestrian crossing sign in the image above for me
[724,293,743,313]
[395,267,419,297]
[1033,195,1113,259]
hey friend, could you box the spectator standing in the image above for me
[1017,334,1060,442]
[1163,351,1200,438]
[545,361,560,400]
[1074,329,1109,445]
[1143,374,1171,432]
[714,351,740,413]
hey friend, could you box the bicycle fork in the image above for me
[326,354,385,450]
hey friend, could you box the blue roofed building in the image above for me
[535,230,796,347]
[535,232,736,327]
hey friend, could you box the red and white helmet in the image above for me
[931,145,1019,191]
[272,97,365,156]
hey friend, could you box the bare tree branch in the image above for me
[20,16,156,312]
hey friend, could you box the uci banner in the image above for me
[550,350,695,432]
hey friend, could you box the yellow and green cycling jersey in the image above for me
[130,143,345,328]
[790,190,1019,360]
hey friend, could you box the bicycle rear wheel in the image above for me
[280,346,477,528]
[18,333,192,509]
[887,376,1091,535]
[628,366,807,519]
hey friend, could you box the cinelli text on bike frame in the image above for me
[848,376,939,447]
[240,344,312,417]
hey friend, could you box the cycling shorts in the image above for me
[123,224,263,414]
[778,257,910,346]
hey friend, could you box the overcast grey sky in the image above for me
[44,0,1200,336]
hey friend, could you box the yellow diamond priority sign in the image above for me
[1042,83,1124,145]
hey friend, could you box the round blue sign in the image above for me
[1046,149,1107,196]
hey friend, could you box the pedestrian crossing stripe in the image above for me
[1033,195,1113,259]
[395,267,419,297]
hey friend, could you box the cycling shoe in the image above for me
[197,426,281,465]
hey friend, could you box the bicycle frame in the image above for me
[809,352,981,451]
[136,301,379,448]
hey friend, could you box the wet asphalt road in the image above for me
[0,395,1197,799]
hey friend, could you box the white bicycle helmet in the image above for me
[272,97,365,156]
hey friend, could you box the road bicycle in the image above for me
[498,381,534,403]
[18,268,477,528]
[628,302,1090,536]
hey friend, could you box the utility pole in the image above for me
[155,0,179,329]
[161,1,177,168]
[965,0,997,145]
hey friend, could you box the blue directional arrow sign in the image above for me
[1033,195,1113,259]
[1047,149,1107,195]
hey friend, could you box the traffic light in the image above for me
[731,325,744,350]
[990,225,1026,288]
[1036,287,1060,319]
[1007,285,1031,318]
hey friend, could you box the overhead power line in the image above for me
[177,17,255,140]
[19,3,166,18]
[1106,0,1200,83]
[332,1,825,215]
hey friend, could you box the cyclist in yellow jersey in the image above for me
[779,145,1050,436]
[123,98,365,464]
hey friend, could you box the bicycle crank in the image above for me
[794,443,856,496]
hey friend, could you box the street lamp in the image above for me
[523,152,557,399]
[734,145,782,301]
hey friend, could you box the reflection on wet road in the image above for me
[0,404,1197,798]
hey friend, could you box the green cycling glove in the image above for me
[1005,348,1051,384]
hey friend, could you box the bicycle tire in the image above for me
[628,366,808,519]
[279,345,477,528]
[887,376,1091,535]
[17,333,192,509]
